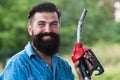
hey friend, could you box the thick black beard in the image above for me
[32,32,60,56]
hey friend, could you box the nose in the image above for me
[44,24,52,33]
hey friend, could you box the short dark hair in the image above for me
[28,2,61,21]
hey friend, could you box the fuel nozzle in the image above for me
[71,9,104,80]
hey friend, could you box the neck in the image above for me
[31,43,52,67]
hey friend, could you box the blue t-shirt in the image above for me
[0,42,74,80]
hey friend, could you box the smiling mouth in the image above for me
[42,36,53,41]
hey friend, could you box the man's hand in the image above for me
[74,61,83,80]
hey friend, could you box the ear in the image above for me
[27,23,32,36]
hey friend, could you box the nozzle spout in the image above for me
[77,9,88,43]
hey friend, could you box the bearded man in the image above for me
[0,2,83,80]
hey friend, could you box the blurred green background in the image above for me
[0,0,120,80]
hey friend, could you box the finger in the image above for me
[74,60,83,80]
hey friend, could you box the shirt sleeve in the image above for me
[0,61,26,80]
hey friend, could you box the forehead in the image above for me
[32,12,59,22]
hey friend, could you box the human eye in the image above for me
[50,22,58,28]
[38,22,45,28]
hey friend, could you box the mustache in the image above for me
[36,32,59,39]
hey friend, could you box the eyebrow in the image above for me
[37,20,59,24]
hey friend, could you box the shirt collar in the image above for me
[25,42,36,58]
[25,42,61,61]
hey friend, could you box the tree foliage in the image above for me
[0,0,119,58]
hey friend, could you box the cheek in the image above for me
[32,27,43,35]
[54,28,60,34]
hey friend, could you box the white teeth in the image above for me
[44,36,51,38]
[42,36,52,40]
